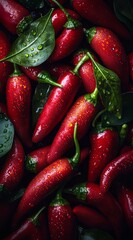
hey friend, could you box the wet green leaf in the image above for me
[0,113,14,158]
[78,227,114,240]
[2,9,55,67]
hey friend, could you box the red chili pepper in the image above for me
[87,123,119,182]
[46,88,98,165]
[52,8,81,36]
[72,50,97,93]
[48,0,66,7]
[6,65,32,148]
[32,70,81,143]
[0,103,7,114]
[0,137,25,195]
[116,184,133,234]
[4,207,46,240]
[13,123,80,224]
[71,0,131,40]
[85,27,129,91]
[21,66,62,87]
[128,52,133,82]
[25,145,51,174]
[48,191,77,240]
[65,182,123,240]
[73,204,112,232]
[46,62,72,79]
[48,0,83,62]
[0,31,13,97]
[100,150,133,193]
[119,145,132,155]
[0,0,31,35]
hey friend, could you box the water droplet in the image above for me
[5,124,9,128]
[0,144,3,148]
[25,54,29,58]
[23,42,27,46]
[30,47,34,51]
[34,52,38,55]
[32,31,36,36]
[3,129,7,133]
[37,45,43,50]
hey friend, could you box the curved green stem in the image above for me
[52,0,69,18]
[72,54,89,76]
[84,87,99,106]
[10,64,22,77]
[38,70,62,87]
[69,122,80,168]
[30,206,45,225]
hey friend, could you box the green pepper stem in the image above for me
[38,70,62,88]
[30,206,45,225]
[52,0,69,18]
[72,54,89,76]
[10,64,22,77]
[69,122,80,168]
[84,87,99,106]
[64,182,87,201]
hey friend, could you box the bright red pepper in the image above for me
[0,137,25,195]
[72,50,97,93]
[100,150,133,193]
[48,1,83,62]
[48,191,77,240]
[6,65,32,148]
[46,62,72,79]
[73,204,112,232]
[85,27,129,91]
[65,182,123,240]
[32,70,81,143]
[0,0,31,35]
[13,124,80,224]
[128,52,133,82]
[0,31,13,97]
[47,88,98,165]
[87,124,119,182]
[116,184,133,235]
[4,207,47,240]
[25,145,51,174]
[71,0,131,40]
[21,66,62,87]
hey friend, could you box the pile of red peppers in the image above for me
[0,0,133,239]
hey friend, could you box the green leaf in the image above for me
[86,52,122,119]
[17,0,45,10]
[78,227,114,240]
[101,92,133,126]
[2,9,55,67]
[0,113,14,158]
[32,83,52,127]
[114,0,133,32]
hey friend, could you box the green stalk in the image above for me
[69,122,80,168]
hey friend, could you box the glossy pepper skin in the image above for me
[14,124,80,224]
[71,0,131,40]
[32,71,81,143]
[128,52,133,82]
[47,62,72,79]
[26,145,51,174]
[0,137,25,195]
[48,192,77,240]
[47,89,98,165]
[65,182,123,240]
[85,27,129,91]
[87,124,119,182]
[100,150,133,193]
[72,50,97,93]
[6,66,32,148]
[0,0,31,35]
[4,207,47,240]
[0,31,13,97]
[73,205,112,232]
[116,184,133,234]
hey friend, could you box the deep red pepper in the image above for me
[65,182,123,240]
[73,204,112,232]
[32,70,81,143]
[128,52,133,82]
[6,65,32,148]
[46,62,72,79]
[85,27,129,91]
[87,124,119,182]
[48,0,83,62]
[71,0,131,40]
[116,184,133,234]
[0,31,13,97]
[48,191,77,240]
[26,145,51,174]
[48,0,66,7]
[46,88,98,165]
[4,207,46,240]
[100,150,133,193]
[21,66,62,87]
[13,123,80,224]
[72,50,97,93]
[0,0,32,35]
[0,137,25,195]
